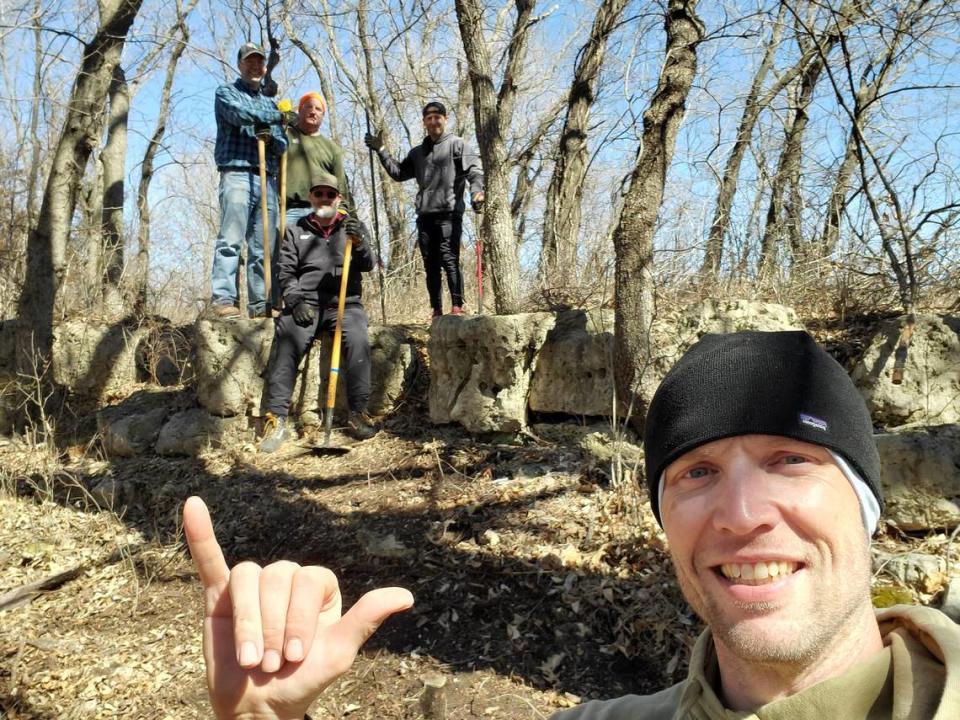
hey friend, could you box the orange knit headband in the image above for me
[298,92,328,114]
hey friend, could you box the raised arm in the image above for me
[183,496,414,720]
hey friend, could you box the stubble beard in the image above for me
[673,543,873,667]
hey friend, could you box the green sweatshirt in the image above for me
[284,126,353,212]
[553,605,959,720]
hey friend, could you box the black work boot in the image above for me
[259,413,291,453]
[347,411,377,441]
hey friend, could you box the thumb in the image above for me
[327,587,413,654]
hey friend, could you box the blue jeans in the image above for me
[211,170,278,314]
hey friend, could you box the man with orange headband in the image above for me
[284,92,353,228]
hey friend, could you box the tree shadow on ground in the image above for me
[8,423,697,708]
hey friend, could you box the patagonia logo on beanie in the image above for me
[643,331,882,526]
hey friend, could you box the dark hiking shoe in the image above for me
[259,414,291,453]
[347,411,377,441]
[429,309,442,323]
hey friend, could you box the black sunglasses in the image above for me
[310,188,338,200]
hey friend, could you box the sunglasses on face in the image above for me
[310,189,338,200]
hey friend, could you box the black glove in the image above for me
[343,216,364,244]
[364,132,384,151]
[471,192,485,213]
[282,110,299,127]
[291,301,316,326]
[254,124,272,143]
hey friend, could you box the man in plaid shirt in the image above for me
[210,42,291,318]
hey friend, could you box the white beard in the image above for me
[313,206,337,219]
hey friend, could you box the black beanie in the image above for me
[643,331,882,525]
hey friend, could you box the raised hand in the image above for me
[183,496,414,720]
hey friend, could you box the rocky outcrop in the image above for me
[528,310,614,416]
[852,314,960,426]
[524,301,803,422]
[876,425,960,531]
[429,313,556,433]
[51,321,149,400]
[194,318,273,417]
[155,409,243,456]
[194,318,420,422]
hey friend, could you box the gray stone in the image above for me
[529,310,615,416]
[872,549,948,595]
[155,409,241,456]
[90,476,123,509]
[194,318,418,422]
[941,577,960,623]
[194,318,273,417]
[852,314,960,426]
[876,426,960,531]
[97,407,168,457]
[51,321,149,400]
[429,313,557,432]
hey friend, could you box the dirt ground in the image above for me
[0,400,702,720]
[0,377,948,719]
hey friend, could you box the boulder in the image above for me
[98,407,168,457]
[155,408,242,456]
[194,318,273,417]
[529,301,804,419]
[429,313,557,433]
[51,321,149,400]
[872,549,948,595]
[851,314,960,426]
[194,318,420,422]
[528,310,614,416]
[876,425,960,531]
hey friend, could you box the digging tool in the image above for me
[475,210,484,314]
[319,226,355,454]
[278,150,287,251]
[365,110,387,324]
[257,136,273,316]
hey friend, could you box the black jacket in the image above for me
[278,214,374,309]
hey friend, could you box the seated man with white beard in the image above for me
[259,173,377,452]
[184,331,960,719]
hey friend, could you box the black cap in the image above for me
[643,331,882,525]
[422,101,447,117]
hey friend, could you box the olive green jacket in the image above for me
[553,605,959,720]
[284,126,353,212]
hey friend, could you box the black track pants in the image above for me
[264,303,370,416]
[416,214,464,311]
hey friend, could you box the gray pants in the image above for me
[264,303,370,416]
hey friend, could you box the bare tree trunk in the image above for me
[97,64,130,315]
[134,8,191,315]
[613,0,702,423]
[454,0,533,314]
[758,54,825,279]
[355,0,415,278]
[699,2,863,280]
[540,0,629,286]
[16,0,144,368]
[699,8,784,279]
[819,46,900,257]
[25,0,44,227]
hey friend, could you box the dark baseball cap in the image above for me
[309,173,341,194]
[422,101,447,117]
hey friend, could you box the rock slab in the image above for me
[429,313,556,433]
[852,314,960,426]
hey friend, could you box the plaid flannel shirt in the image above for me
[214,79,287,176]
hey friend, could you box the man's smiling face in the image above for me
[660,434,873,666]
